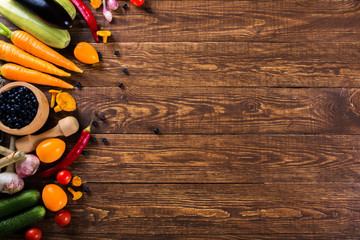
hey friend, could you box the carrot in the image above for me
[0,63,74,89]
[0,22,81,73]
[0,40,71,77]
[12,31,82,73]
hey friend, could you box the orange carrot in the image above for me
[0,63,74,89]
[11,31,83,73]
[0,40,71,77]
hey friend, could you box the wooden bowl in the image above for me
[0,82,49,136]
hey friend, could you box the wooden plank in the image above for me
[50,134,360,183]
[9,183,360,236]
[7,233,359,240]
[61,42,360,88]
[1,0,360,44]
[37,87,360,134]
[68,0,360,43]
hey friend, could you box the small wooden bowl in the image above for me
[0,82,49,136]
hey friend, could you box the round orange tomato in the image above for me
[36,138,66,163]
[42,184,68,212]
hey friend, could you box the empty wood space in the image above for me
[2,0,360,239]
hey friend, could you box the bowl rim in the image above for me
[0,82,49,136]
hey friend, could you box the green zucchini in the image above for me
[0,0,70,49]
[0,189,40,220]
[0,205,46,238]
[55,0,77,20]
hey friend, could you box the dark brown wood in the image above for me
[1,0,360,239]
[41,87,360,134]
[67,0,360,43]
[7,183,360,239]
[58,134,360,183]
[66,42,360,88]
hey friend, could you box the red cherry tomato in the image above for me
[55,209,71,226]
[25,228,42,240]
[130,0,145,7]
[56,170,72,185]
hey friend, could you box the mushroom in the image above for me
[97,31,111,43]
[54,92,76,112]
[49,90,62,108]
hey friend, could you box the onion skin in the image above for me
[15,154,40,178]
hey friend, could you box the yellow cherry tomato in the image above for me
[42,184,68,212]
[74,42,99,64]
[36,138,66,163]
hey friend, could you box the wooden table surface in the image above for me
[2,0,360,239]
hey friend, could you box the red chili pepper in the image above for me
[36,121,92,177]
[69,0,100,42]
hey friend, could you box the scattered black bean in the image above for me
[114,51,120,56]
[154,128,160,134]
[102,138,108,143]
[81,151,88,156]
[122,68,128,74]
[84,187,90,193]
[90,137,97,142]
[92,121,98,126]
[118,83,124,88]
[146,7,152,13]
[122,3,128,9]
[100,115,106,121]
[76,82,83,88]
[97,51,103,61]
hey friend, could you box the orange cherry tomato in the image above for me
[42,184,68,212]
[36,138,66,163]
[74,42,99,64]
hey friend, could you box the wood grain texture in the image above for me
[39,87,360,134]
[5,183,360,239]
[67,0,360,43]
[53,134,360,183]
[1,0,360,239]
[63,42,360,88]
[8,234,360,240]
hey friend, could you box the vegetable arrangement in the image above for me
[0,63,74,89]
[0,0,151,237]
[0,22,82,73]
[0,0,71,49]
[0,41,71,77]
[14,0,73,29]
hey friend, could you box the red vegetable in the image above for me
[56,170,72,185]
[25,228,42,240]
[55,209,71,226]
[68,0,99,42]
[36,120,92,177]
[130,0,145,7]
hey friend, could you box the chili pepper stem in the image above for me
[0,21,12,39]
[84,114,96,133]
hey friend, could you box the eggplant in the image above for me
[14,0,73,29]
